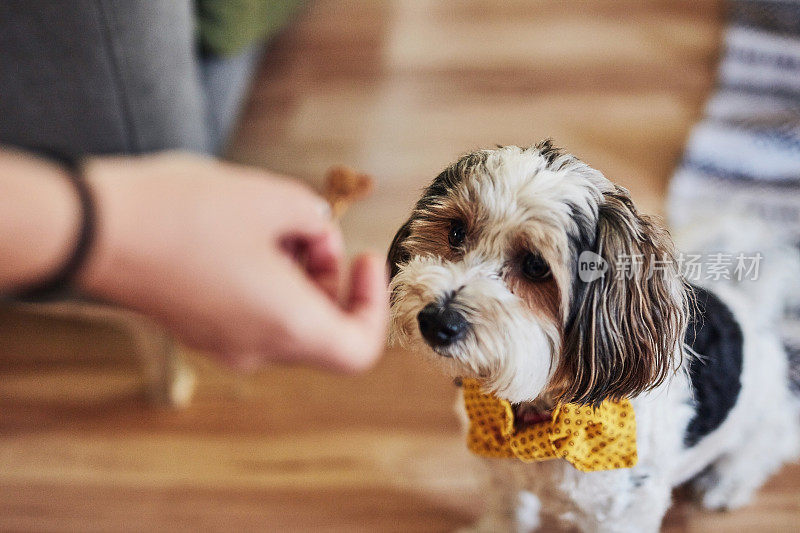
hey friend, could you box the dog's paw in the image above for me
[693,465,756,511]
[700,483,754,512]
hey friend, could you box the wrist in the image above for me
[75,153,198,306]
[0,151,87,298]
[74,156,140,300]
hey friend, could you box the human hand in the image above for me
[78,152,388,372]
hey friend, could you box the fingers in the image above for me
[328,253,389,371]
[346,253,388,321]
[281,225,344,301]
[275,252,389,373]
[301,230,344,301]
[270,179,345,301]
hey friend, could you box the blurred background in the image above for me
[1,1,799,531]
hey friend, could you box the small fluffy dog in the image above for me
[388,142,799,532]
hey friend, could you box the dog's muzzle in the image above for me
[417,303,469,349]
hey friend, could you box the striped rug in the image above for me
[668,0,800,393]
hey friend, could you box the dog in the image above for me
[387,141,799,532]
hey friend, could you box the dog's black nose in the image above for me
[417,303,469,348]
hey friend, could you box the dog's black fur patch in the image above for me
[683,285,744,447]
[564,203,598,330]
[535,138,561,167]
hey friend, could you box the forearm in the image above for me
[0,148,82,293]
[0,148,387,370]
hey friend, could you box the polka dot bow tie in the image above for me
[461,378,638,472]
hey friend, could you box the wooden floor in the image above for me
[2,1,799,531]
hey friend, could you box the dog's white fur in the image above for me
[389,145,799,532]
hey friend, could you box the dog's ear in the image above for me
[387,218,413,280]
[557,185,687,405]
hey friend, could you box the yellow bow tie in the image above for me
[462,378,638,472]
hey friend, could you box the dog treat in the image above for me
[323,165,374,218]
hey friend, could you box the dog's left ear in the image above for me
[557,185,687,405]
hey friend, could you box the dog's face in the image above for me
[389,142,687,405]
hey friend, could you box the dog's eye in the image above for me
[521,253,551,281]
[448,220,466,248]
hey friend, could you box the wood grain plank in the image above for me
[2,0,797,531]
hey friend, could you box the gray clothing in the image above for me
[0,0,260,156]
[201,42,264,153]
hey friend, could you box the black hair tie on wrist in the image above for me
[13,155,96,301]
